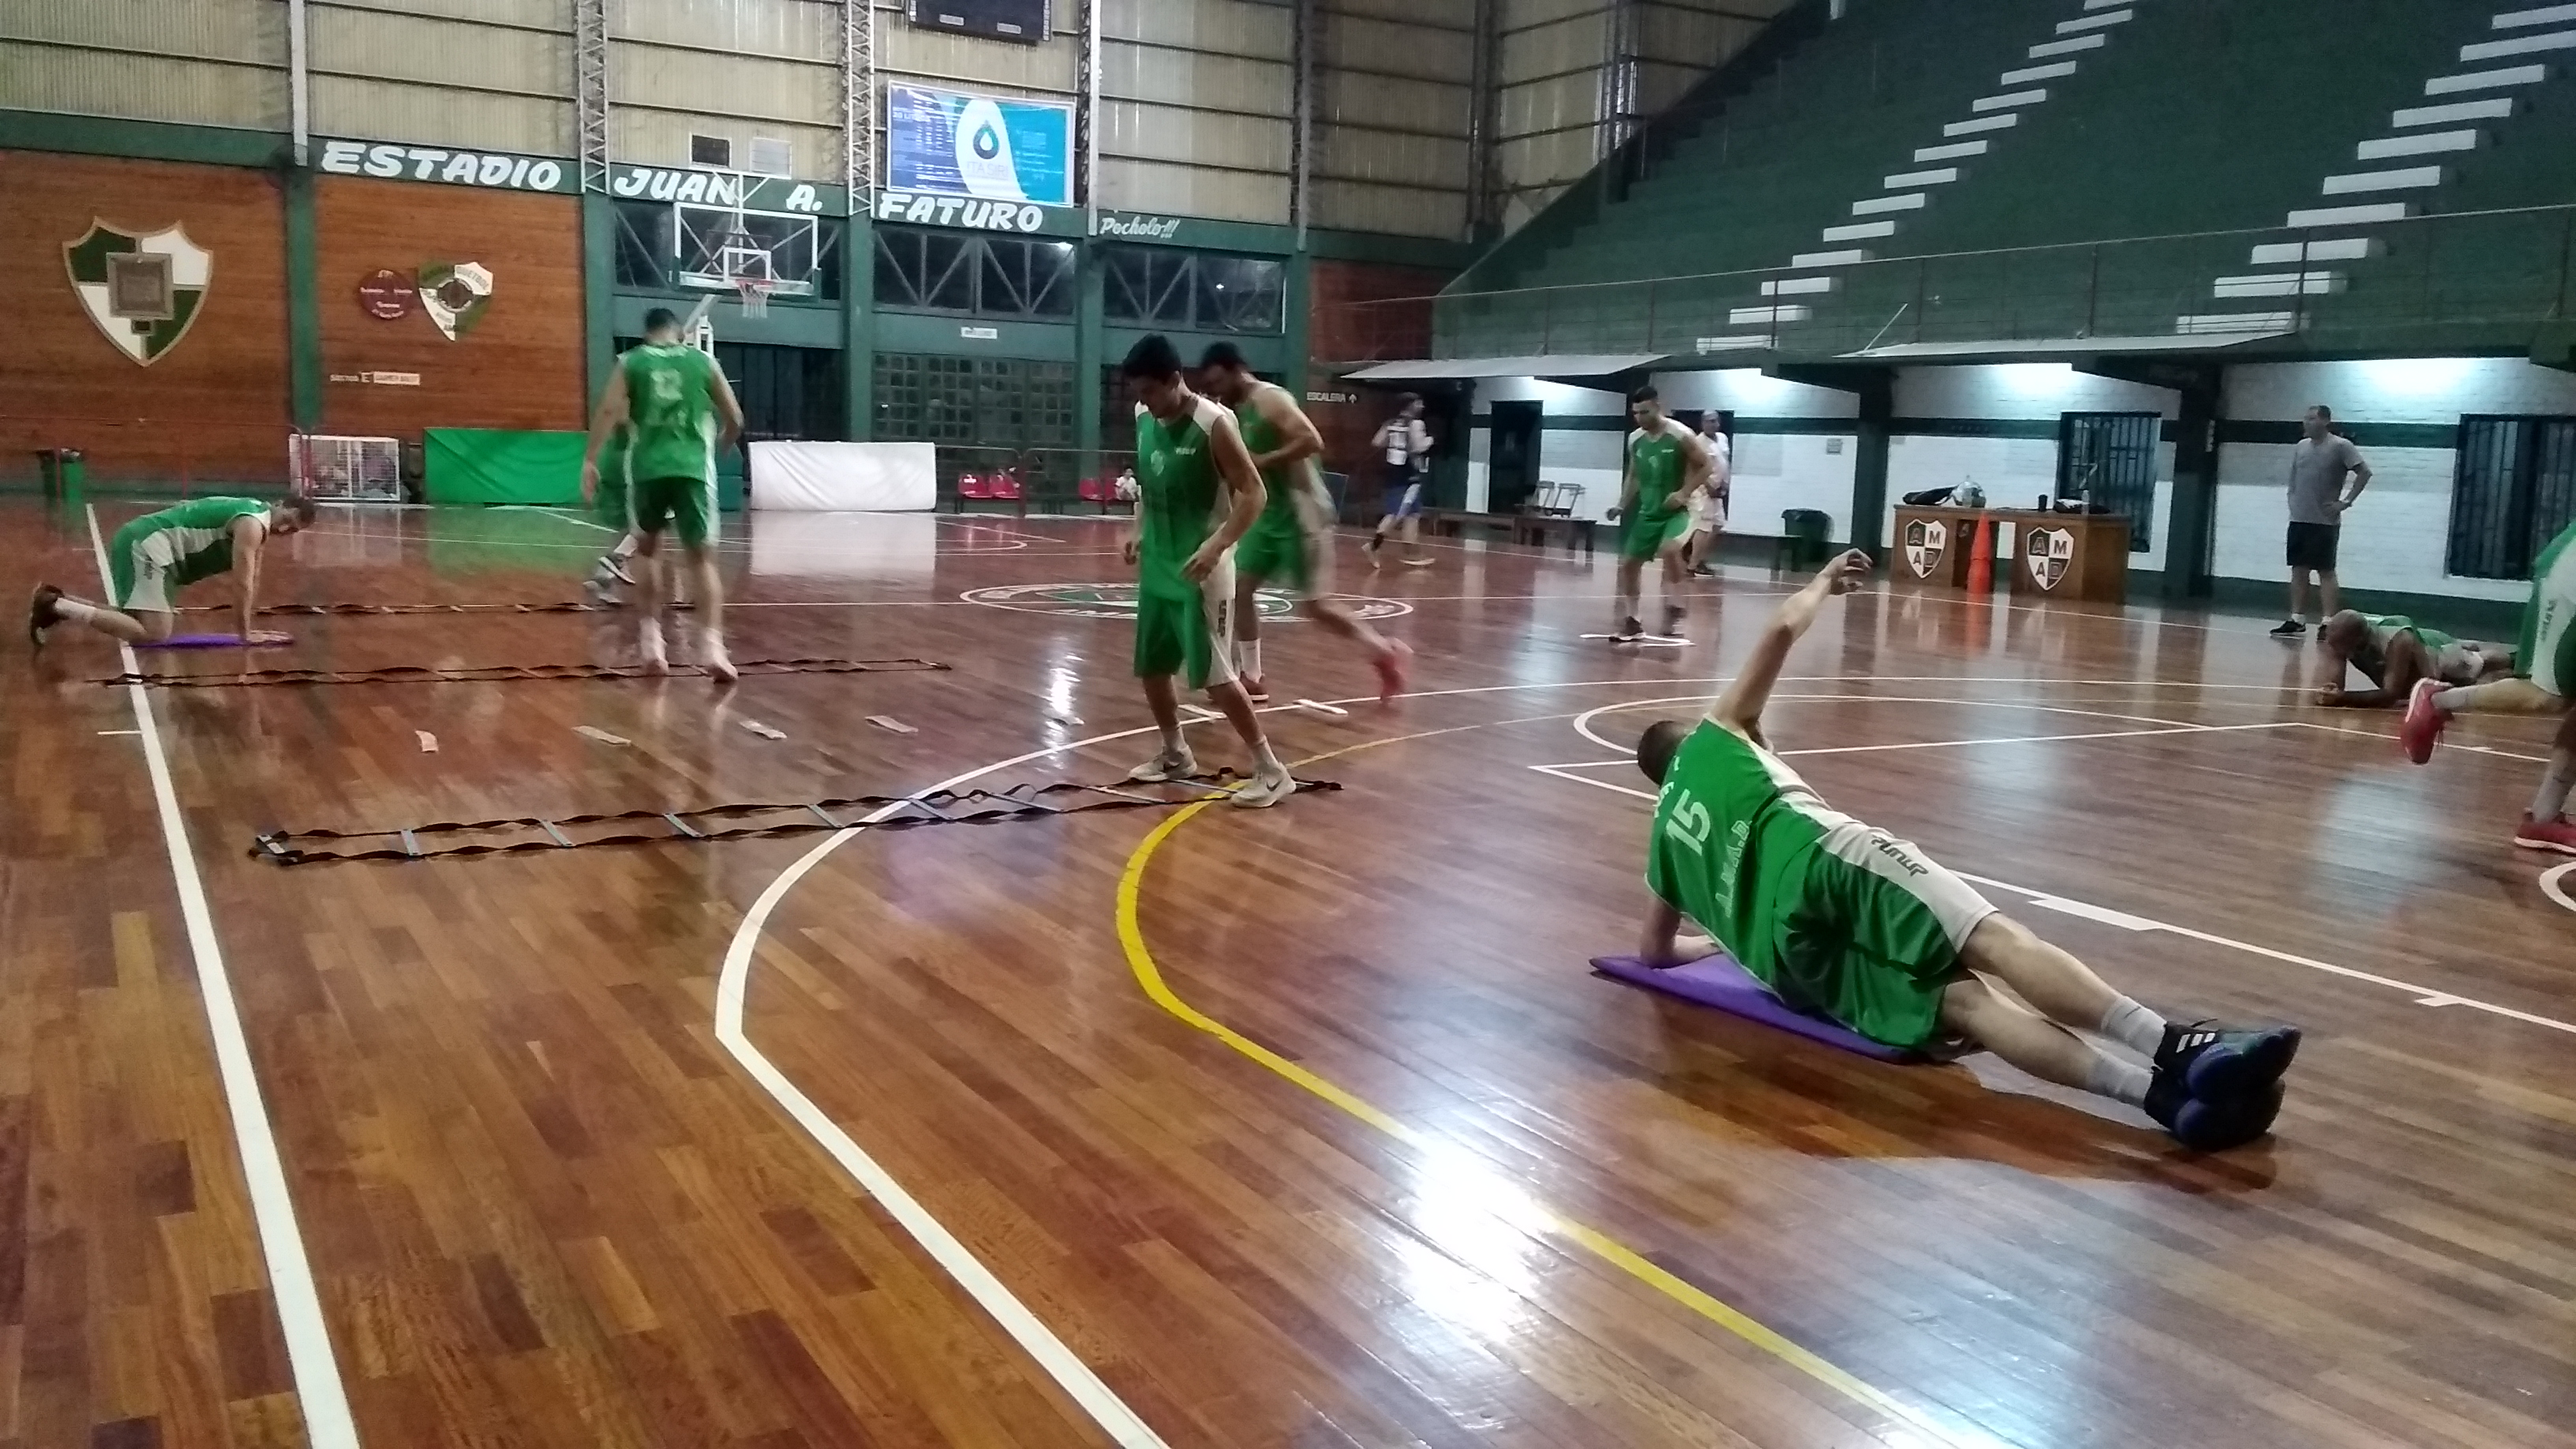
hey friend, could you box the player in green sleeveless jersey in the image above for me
[1627,549,2299,1151]
[1613,386,1713,642]
[1197,344,1410,706]
[583,307,745,680]
[2402,517,2576,852]
[2313,608,2511,709]
[32,493,316,648]
[582,425,642,605]
[1119,335,1297,808]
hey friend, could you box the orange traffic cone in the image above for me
[1964,513,1995,594]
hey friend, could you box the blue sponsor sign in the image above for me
[886,84,1075,209]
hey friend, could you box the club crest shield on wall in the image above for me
[2025,526,2076,591]
[417,261,493,339]
[62,220,212,366]
[1903,518,1948,578]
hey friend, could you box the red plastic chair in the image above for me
[953,472,990,512]
[990,469,1028,518]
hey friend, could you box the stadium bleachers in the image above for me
[1439,0,2576,361]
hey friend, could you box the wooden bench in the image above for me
[1421,508,1596,557]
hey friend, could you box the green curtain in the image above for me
[424,429,589,506]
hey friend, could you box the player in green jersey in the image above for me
[2402,517,2576,852]
[32,493,316,649]
[2313,609,2513,709]
[1120,335,1297,809]
[582,426,643,605]
[583,307,745,680]
[1197,343,1409,706]
[1612,386,1713,642]
[1627,549,2299,1151]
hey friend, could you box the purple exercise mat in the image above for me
[141,634,293,649]
[1591,954,1928,1062]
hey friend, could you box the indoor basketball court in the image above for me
[11,500,2570,1448]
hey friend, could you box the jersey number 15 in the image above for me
[1663,790,1712,854]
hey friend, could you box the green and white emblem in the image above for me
[62,219,212,366]
[417,260,494,339]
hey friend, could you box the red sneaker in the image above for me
[2513,813,2576,856]
[2399,676,2447,764]
[1372,639,1411,702]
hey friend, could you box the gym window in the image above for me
[2057,411,2159,554]
[873,227,1074,320]
[2448,415,2576,580]
[1102,245,1283,335]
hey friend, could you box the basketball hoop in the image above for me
[733,276,773,318]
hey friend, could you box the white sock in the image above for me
[1159,723,1187,757]
[1239,638,1261,676]
[611,534,640,560]
[2096,995,2168,1058]
[2084,1051,2151,1108]
[58,599,100,625]
[2536,751,2574,822]
[1252,740,1286,777]
[2434,687,2473,713]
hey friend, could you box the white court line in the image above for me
[2544,863,2576,914]
[2291,718,2552,764]
[1530,738,2576,1039]
[709,669,2477,1438]
[1533,719,2294,773]
[1568,692,2264,754]
[83,507,361,1447]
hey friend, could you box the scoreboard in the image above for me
[907,0,1050,45]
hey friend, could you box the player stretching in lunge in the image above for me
[32,494,316,648]
[1611,386,1712,642]
[1120,336,1297,808]
[1631,549,2299,1150]
[1198,343,1410,705]
[2402,517,2576,852]
[583,307,744,680]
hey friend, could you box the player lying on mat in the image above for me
[2403,518,2576,854]
[1630,549,2300,1151]
[2313,609,2514,708]
[31,494,316,649]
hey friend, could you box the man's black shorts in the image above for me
[2286,521,2341,571]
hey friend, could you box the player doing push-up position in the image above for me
[1196,343,1409,705]
[1630,549,2300,1150]
[32,494,316,649]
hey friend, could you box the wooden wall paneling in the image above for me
[315,176,589,447]
[0,150,291,488]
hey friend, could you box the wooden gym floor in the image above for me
[3,498,2572,1449]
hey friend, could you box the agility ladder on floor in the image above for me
[102,657,948,687]
[186,600,687,616]
[252,774,1340,865]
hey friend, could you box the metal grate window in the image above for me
[2057,411,2159,554]
[2448,416,2576,581]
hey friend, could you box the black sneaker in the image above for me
[1613,615,1644,642]
[2267,619,2306,638]
[2146,1074,2286,1152]
[2155,1020,2302,1100]
[28,584,62,648]
[1661,606,1686,638]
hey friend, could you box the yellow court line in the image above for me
[1112,727,1963,1447]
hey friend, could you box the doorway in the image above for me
[1487,400,1542,515]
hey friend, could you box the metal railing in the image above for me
[1324,204,2576,365]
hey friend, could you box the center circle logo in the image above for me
[961,582,1412,622]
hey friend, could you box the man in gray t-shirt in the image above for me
[2271,404,2372,640]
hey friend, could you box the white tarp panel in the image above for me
[748,440,938,511]
[746,511,939,580]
